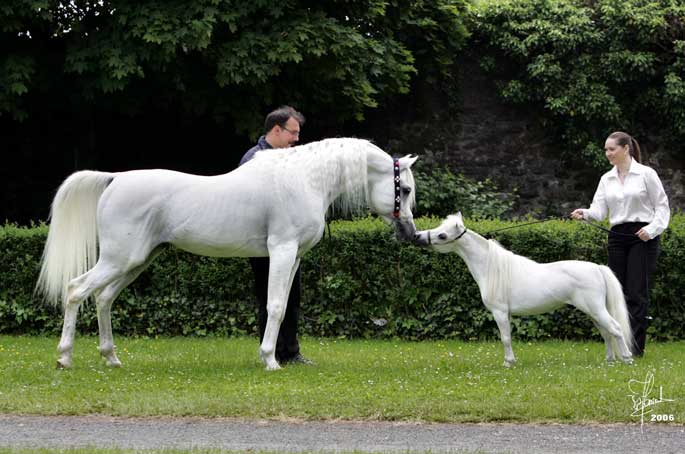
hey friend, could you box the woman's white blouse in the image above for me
[582,159,670,239]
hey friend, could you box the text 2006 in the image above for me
[651,414,674,422]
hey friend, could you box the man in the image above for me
[239,105,313,365]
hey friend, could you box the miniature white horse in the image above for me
[36,138,419,370]
[414,213,634,367]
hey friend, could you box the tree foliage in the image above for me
[1,0,470,134]
[470,0,685,169]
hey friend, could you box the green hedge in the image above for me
[1,215,684,341]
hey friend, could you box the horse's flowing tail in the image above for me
[600,265,635,351]
[35,171,117,307]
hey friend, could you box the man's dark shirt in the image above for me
[239,135,272,166]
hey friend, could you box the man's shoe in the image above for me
[281,353,315,365]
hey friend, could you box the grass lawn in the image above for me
[0,336,683,424]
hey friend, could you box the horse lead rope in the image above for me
[482,217,640,238]
[581,219,642,237]
[482,219,551,237]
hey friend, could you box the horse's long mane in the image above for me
[485,240,514,306]
[485,240,538,305]
[251,138,376,217]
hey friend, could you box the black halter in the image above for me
[454,227,468,241]
[392,157,401,218]
[425,227,467,245]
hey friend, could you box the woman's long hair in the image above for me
[609,131,641,163]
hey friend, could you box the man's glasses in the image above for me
[280,126,300,136]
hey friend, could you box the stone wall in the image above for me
[383,59,684,218]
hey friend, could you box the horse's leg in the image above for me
[591,321,616,363]
[600,327,616,363]
[590,309,633,364]
[260,243,299,371]
[491,308,516,367]
[95,247,164,367]
[56,296,83,369]
[56,262,121,369]
[575,293,632,364]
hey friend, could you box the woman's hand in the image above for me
[636,228,651,242]
[570,209,584,220]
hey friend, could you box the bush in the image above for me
[326,166,516,221]
[1,215,684,341]
[413,167,516,219]
[0,223,256,337]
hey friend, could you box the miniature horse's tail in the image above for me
[35,171,118,307]
[600,265,635,352]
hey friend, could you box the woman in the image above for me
[571,131,670,357]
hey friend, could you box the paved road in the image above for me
[1,415,684,453]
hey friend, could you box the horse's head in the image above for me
[413,212,467,252]
[366,153,419,242]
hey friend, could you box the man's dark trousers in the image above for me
[249,257,301,362]
[607,222,660,357]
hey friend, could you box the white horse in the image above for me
[36,137,419,370]
[414,213,634,367]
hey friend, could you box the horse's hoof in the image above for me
[622,357,634,365]
[56,359,71,369]
[102,351,122,367]
[503,360,515,368]
[259,349,280,370]
[106,358,122,368]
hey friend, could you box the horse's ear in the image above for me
[456,212,463,223]
[399,154,418,169]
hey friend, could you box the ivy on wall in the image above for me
[470,0,685,169]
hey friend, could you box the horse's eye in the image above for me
[438,233,448,240]
[402,187,411,195]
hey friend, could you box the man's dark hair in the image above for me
[264,105,305,133]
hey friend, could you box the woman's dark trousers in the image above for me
[607,222,660,357]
